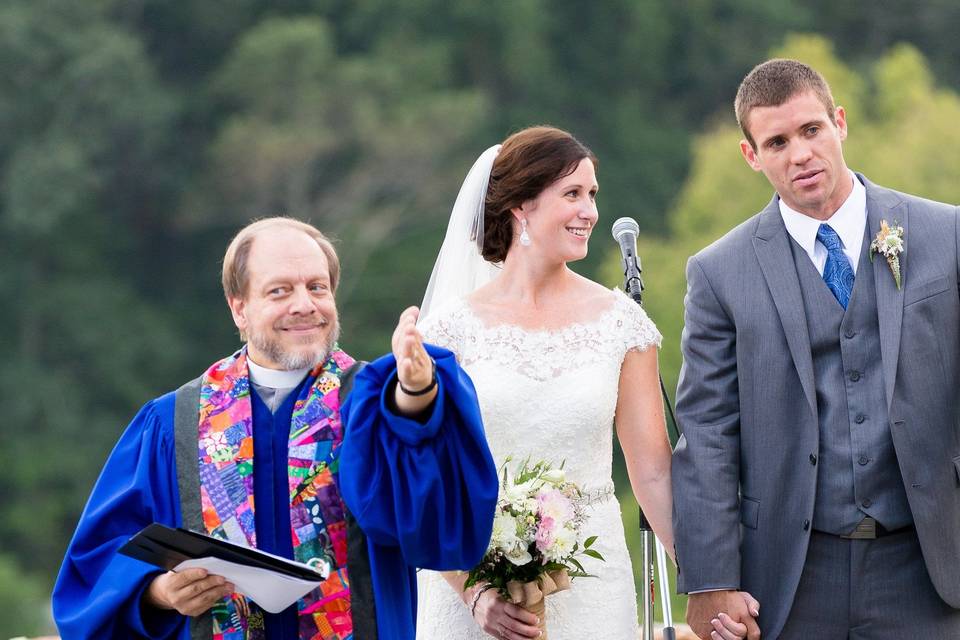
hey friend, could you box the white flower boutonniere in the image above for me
[869,219,904,290]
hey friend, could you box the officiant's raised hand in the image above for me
[391,306,438,415]
[686,590,760,640]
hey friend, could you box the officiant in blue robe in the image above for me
[52,217,498,640]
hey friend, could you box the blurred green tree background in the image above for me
[2,1,958,636]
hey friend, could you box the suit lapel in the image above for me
[862,174,907,410]
[752,197,818,417]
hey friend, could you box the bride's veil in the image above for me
[419,144,502,321]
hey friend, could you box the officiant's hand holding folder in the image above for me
[119,523,329,613]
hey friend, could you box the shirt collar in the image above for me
[779,171,866,254]
[246,355,310,389]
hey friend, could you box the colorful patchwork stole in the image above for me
[197,347,356,640]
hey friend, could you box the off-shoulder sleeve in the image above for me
[53,396,185,640]
[338,344,497,570]
[615,290,663,353]
[417,301,465,357]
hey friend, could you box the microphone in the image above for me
[611,217,644,304]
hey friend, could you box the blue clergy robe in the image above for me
[53,345,497,639]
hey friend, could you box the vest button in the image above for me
[809,453,818,465]
[803,519,810,531]
[854,414,866,424]
[849,370,861,382]
[858,456,869,466]
[844,329,856,339]
[862,498,872,508]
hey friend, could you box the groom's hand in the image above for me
[686,590,760,640]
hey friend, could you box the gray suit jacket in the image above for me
[672,174,960,638]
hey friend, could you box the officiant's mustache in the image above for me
[275,317,331,331]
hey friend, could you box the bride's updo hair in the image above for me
[482,126,597,263]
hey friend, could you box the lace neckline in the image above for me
[421,287,660,383]
[455,291,623,336]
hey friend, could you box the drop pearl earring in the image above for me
[519,218,531,247]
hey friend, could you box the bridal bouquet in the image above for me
[465,458,602,638]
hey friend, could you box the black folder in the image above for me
[118,523,327,581]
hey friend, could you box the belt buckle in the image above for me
[841,516,877,539]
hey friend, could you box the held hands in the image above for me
[467,587,542,639]
[391,306,438,416]
[686,590,761,640]
[144,568,234,617]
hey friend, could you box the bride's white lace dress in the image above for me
[415,289,662,640]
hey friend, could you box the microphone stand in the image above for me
[621,249,677,640]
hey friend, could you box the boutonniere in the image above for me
[869,219,904,289]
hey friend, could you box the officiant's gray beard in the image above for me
[248,321,341,371]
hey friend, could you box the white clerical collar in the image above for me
[779,170,866,269]
[246,356,310,389]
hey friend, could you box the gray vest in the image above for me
[790,233,912,534]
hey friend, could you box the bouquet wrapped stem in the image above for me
[506,569,571,640]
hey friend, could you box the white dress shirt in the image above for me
[779,171,866,275]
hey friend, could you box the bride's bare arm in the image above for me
[615,347,675,561]
[619,351,753,640]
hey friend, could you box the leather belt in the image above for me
[838,516,914,539]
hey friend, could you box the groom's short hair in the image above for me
[735,59,837,150]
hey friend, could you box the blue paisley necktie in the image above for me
[817,223,855,309]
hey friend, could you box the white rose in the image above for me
[543,526,577,563]
[506,545,533,566]
[522,496,540,515]
[541,468,565,485]
[490,512,520,552]
[503,479,535,505]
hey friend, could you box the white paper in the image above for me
[174,557,325,613]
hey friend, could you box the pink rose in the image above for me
[537,489,573,524]
[536,516,556,553]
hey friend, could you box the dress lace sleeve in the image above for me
[418,298,466,358]
[613,289,663,353]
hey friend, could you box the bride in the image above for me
[414,126,673,640]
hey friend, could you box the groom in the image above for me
[672,59,960,639]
